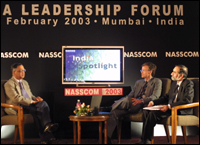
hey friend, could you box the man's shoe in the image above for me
[44,123,59,133]
[135,139,144,144]
[144,140,151,144]
[135,139,151,144]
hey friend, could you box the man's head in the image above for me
[11,63,26,80]
[171,65,188,82]
[140,62,157,80]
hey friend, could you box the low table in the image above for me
[69,114,110,144]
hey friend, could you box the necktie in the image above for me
[168,85,179,104]
[19,81,30,99]
[137,81,148,99]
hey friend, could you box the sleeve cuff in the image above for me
[168,104,171,109]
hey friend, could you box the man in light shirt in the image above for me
[136,65,194,144]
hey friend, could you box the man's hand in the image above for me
[32,100,38,104]
[159,105,169,112]
[32,96,43,104]
[131,98,143,106]
[35,96,43,102]
[147,101,154,107]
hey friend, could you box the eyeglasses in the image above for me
[15,69,26,73]
[140,70,150,72]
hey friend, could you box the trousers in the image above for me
[141,110,171,141]
[107,102,144,138]
[22,101,54,141]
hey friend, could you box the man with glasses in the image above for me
[4,63,59,144]
[106,62,162,144]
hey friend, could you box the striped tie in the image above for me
[137,81,148,99]
[168,85,179,104]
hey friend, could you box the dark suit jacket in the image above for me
[153,78,194,115]
[112,77,162,111]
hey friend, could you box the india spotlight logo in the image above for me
[73,55,94,62]
[72,54,117,70]
[78,62,117,70]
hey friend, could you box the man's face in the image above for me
[140,65,152,79]
[13,65,26,80]
[171,66,182,81]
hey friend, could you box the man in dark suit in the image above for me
[136,65,194,144]
[106,62,162,144]
[4,63,59,144]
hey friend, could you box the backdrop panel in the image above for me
[1,1,199,138]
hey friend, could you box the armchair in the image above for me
[1,80,34,144]
[154,78,199,144]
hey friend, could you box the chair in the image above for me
[90,95,103,115]
[1,80,34,144]
[153,78,199,144]
[115,78,172,144]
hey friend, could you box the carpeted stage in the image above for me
[1,136,199,144]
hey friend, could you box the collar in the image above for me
[177,80,183,86]
[13,76,22,83]
[145,77,153,82]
